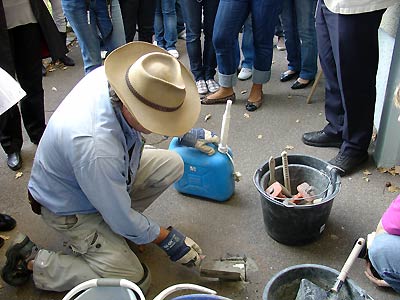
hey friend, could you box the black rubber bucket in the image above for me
[253,154,341,245]
[263,264,373,300]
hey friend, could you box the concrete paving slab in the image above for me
[0,38,399,300]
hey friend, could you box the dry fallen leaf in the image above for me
[395,166,400,174]
[0,235,9,240]
[318,112,322,116]
[287,95,292,99]
[204,113,211,122]
[15,172,23,179]
[243,113,250,118]
[257,135,263,139]
[240,90,247,94]
[296,119,300,123]
[363,170,372,176]
[371,131,377,142]
[62,66,68,70]
[362,176,370,182]
[285,145,294,151]
[272,60,275,64]
[377,167,398,176]
[52,87,57,92]
[388,185,400,193]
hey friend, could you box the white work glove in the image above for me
[178,128,220,155]
[158,227,203,267]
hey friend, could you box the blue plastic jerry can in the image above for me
[168,137,235,202]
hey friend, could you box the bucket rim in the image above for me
[262,263,372,300]
[253,154,341,208]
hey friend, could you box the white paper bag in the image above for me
[0,67,26,115]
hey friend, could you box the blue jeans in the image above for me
[369,233,400,293]
[176,0,185,33]
[181,0,219,81]
[213,0,280,87]
[281,0,317,80]
[240,14,254,69]
[154,0,178,50]
[62,0,126,74]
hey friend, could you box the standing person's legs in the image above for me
[203,0,249,103]
[202,0,219,83]
[161,0,178,51]
[245,0,279,110]
[175,0,185,35]
[280,0,301,75]
[322,1,384,156]
[138,0,156,43]
[240,14,254,70]
[11,24,46,145]
[181,0,204,81]
[62,0,102,73]
[295,0,317,81]
[154,0,166,48]
[314,0,343,139]
[102,0,126,51]
[119,0,140,42]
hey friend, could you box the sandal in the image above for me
[201,93,236,105]
[245,93,264,112]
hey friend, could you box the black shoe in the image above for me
[59,55,75,66]
[302,130,342,148]
[291,79,314,90]
[0,214,16,231]
[7,152,22,171]
[1,234,38,287]
[328,152,369,176]
[42,64,47,77]
[280,71,299,82]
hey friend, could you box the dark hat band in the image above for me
[125,70,183,112]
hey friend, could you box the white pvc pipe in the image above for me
[218,100,232,154]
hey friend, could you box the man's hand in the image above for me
[178,128,220,155]
[158,227,202,267]
[364,261,390,288]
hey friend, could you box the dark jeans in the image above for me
[176,0,185,33]
[181,0,219,81]
[119,0,156,43]
[317,0,385,156]
[0,23,45,154]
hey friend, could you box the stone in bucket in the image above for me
[295,238,366,300]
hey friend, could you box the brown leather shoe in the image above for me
[201,93,236,105]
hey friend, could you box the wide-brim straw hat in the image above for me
[105,41,200,137]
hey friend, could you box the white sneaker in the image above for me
[168,49,179,59]
[196,80,208,95]
[152,40,158,46]
[238,67,252,80]
[206,79,220,93]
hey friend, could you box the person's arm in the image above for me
[75,155,161,245]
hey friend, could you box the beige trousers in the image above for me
[32,148,183,292]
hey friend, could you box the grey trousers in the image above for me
[32,148,183,292]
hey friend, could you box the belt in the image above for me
[28,190,42,215]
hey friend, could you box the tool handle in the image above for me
[281,151,291,192]
[218,100,232,153]
[332,237,365,292]
[268,156,276,185]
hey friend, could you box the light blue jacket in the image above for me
[28,67,160,244]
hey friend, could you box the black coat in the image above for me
[0,0,68,75]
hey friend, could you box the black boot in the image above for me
[58,32,75,66]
